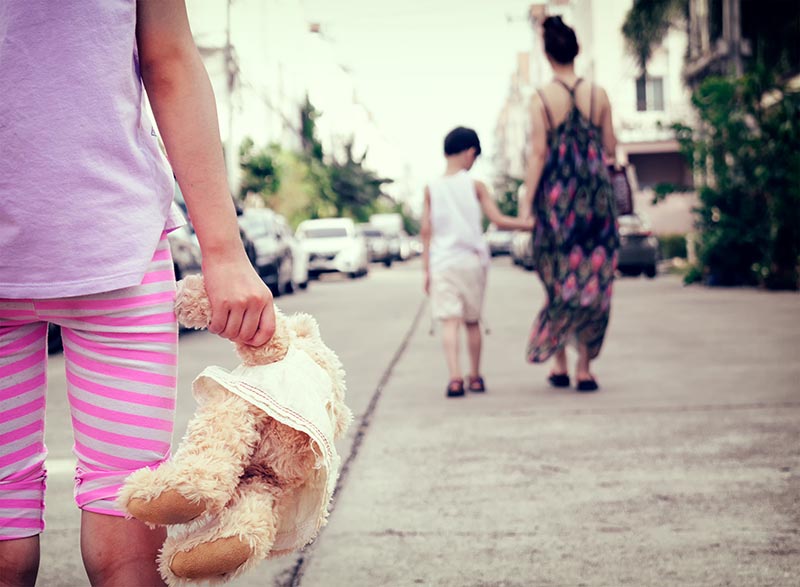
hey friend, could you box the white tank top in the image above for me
[428,171,489,271]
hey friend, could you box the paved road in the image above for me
[37,258,800,586]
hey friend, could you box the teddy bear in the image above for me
[118,274,351,585]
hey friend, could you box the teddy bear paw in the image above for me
[169,536,253,580]
[127,489,208,526]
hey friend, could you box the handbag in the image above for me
[607,165,634,216]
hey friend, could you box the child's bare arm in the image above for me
[475,181,534,231]
[420,187,432,294]
[136,0,274,346]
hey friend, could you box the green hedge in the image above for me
[658,234,688,259]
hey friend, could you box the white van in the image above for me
[296,218,369,278]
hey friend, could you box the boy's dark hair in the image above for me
[543,16,579,64]
[444,127,481,157]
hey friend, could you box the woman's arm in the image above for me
[519,94,548,223]
[598,88,618,161]
[136,0,275,346]
[420,187,432,294]
[475,181,534,231]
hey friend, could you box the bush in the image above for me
[658,234,687,259]
[671,72,800,289]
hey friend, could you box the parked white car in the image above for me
[296,218,369,279]
[275,215,309,290]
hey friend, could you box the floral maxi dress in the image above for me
[527,80,619,363]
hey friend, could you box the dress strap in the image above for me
[536,89,555,131]
[555,77,583,99]
[589,83,596,124]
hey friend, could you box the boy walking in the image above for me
[421,127,533,397]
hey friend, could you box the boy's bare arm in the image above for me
[136,0,275,346]
[420,187,432,294]
[475,182,534,231]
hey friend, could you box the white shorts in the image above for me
[430,256,488,323]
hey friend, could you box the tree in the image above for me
[300,94,324,162]
[621,0,687,73]
[327,140,394,221]
[495,175,524,217]
[238,137,280,199]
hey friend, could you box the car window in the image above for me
[300,227,349,238]
[239,215,273,237]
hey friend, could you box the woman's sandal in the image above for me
[548,372,570,388]
[576,378,599,392]
[467,375,486,393]
[446,378,465,398]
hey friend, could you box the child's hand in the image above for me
[202,253,276,346]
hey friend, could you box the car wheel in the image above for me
[298,281,308,290]
[645,265,657,279]
[348,272,358,279]
[383,258,392,268]
[283,278,295,295]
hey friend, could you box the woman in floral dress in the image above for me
[519,16,620,392]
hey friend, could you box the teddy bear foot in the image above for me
[127,489,208,526]
[170,536,252,580]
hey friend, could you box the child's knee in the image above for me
[0,465,46,539]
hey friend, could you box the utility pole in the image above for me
[224,0,239,196]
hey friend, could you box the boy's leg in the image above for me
[0,311,48,586]
[465,321,482,379]
[462,260,488,381]
[440,318,462,382]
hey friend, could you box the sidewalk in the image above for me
[294,261,800,587]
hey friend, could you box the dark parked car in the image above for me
[357,224,393,267]
[617,214,659,278]
[485,224,513,256]
[238,209,295,295]
[511,231,535,271]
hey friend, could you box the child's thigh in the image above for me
[0,311,48,538]
[39,287,179,514]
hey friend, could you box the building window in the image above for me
[636,75,665,111]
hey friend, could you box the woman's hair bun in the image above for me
[542,16,579,64]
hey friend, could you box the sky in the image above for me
[300,0,537,207]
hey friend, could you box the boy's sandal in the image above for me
[467,375,486,393]
[548,372,570,388]
[576,378,599,392]
[446,379,465,398]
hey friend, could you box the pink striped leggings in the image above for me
[0,235,177,540]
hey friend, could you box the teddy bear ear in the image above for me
[175,275,212,329]
[288,313,321,339]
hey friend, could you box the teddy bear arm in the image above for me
[121,393,262,524]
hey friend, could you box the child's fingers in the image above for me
[236,302,262,343]
[220,306,245,341]
[246,305,276,347]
